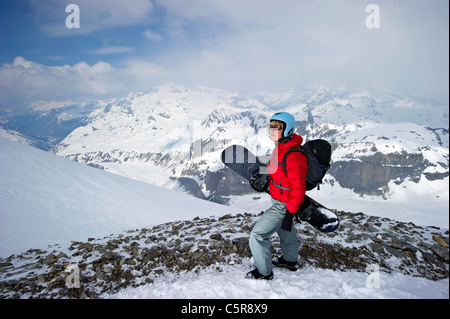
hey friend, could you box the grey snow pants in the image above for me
[249,198,299,276]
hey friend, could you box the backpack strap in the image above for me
[281,147,307,175]
[269,178,291,194]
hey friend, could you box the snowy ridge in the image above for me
[0,127,34,145]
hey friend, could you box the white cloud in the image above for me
[0,56,170,108]
[157,0,449,99]
[0,57,117,99]
[123,59,169,80]
[141,30,162,41]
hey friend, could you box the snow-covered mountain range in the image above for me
[1,83,448,227]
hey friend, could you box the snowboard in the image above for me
[221,144,339,233]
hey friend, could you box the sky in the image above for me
[0,0,448,113]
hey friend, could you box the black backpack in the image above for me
[281,139,332,190]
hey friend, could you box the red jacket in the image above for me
[268,133,308,213]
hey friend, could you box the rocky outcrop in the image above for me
[0,210,448,299]
[329,152,430,196]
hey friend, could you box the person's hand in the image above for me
[249,171,270,192]
[280,211,295,231]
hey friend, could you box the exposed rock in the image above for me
[431,244,449,260]
[41,253,56,265]
[0,209,448,299]
[433,236,449,248]
[329,152,428,196]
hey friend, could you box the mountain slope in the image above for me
[0,137,241,257]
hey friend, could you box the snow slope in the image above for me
[0,137,241,257]
[105,262,449,299]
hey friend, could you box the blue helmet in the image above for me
[270,112,296,137]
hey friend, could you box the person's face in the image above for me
[269,121,284,141]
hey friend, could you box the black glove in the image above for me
[281,211,295,231]
[249,171,270,192]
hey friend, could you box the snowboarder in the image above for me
[246,112,308,280]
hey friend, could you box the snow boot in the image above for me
[245,268,274,280]
[272,256,298,271]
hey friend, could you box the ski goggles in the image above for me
[268,123,284,131]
